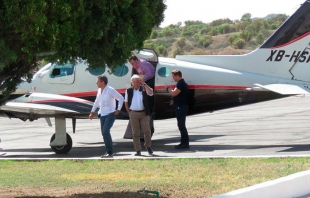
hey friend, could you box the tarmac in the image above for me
[2,95,310,159]
[2,95,310,197]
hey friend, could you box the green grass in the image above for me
[0,158,310,197]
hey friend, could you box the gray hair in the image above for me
[130,74,140,82]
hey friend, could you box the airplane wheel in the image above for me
[50,133,72,154]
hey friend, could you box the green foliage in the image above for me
[235,21,250,31]
[184,20,205,26]
[199,27,209,35]
[181,28,195,37]
[270,23,279,30]
[208,28,218,36]
[172,48,183,58]
[157,46,168,56]
[256,33,265,44]
[176,38,186,48]
[241,13,252,22]
[163,28,174,37]
[218,24,235,34]
[210,18,233,27]
[198,35,212,48]
[233,38,246,49]
[240,31,253,42]
[0,0,166,105]
[250,19,264,34]
[227,34,240,45]
[150,30,159,39]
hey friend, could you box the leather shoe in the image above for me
[135,151,141,156]
[175,144,189,149]
[146,147,153,155]
[101,152,114,158]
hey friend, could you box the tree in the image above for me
[0,0,166,104]
[241,13,252,22]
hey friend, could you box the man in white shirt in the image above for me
[89,75,124,158]
[124,75,154,156]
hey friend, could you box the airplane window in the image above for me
[113,64,129,77]
[88,67,106,76]
[50,62,74,78]
[33,63,53,79]
[158,67,171,77]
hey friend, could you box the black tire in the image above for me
[50,133,72,154]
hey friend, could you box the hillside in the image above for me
[144,14,286,57]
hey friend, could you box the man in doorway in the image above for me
[129,55,156,134]
[129,55,155,89]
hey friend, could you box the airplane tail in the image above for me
[176,1,310,83]
[260,0,310,49]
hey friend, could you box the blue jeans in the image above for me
[174,105,189,145]
[100,112,116,153]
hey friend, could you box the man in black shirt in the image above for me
[166,69,189,149]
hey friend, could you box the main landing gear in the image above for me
[49,117,73,154]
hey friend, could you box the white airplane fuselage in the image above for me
[17,50,304,119]
[13,0,310,119]
[3,0,310,154]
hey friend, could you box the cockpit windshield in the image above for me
[32,63,53,79]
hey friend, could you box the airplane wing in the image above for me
[0,92,95,154]
[0,92,93,120]
[254,84,310,95]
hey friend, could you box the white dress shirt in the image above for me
[91,85,124,116]
[124,86,153,111]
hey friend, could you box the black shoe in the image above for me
[135,151,141,156]
[101,152,114,158]
[175,144,189,149]
[146,147,153,155]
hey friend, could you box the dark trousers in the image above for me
[174,105,189,145]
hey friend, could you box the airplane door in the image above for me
[47,62,75,84]
[289,46,310,82]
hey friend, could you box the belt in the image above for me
[130,109,145,112]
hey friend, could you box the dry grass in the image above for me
[1,158,310,197]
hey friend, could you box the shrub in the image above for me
[256,33,265,45]
[227,34,239,45]
[150,30,158,39]
[233,38,246,49]
[176,37,186,48]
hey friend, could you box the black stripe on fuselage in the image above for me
[31,101,92,113]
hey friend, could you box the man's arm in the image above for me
[124,90,130,114]
[125,102,130,114]
[110,88,124,110]
[167,87,181,97]
[89,91,100,120]
[141,61,155,82]
[140,78,153,96]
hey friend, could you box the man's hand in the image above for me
[139,78,145,85]
[89,112,95,120]
[114,110,120,115]
[166,84,170,92]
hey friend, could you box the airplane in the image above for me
[1,0,310,155]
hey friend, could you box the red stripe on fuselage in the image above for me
[60,85,248,98]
